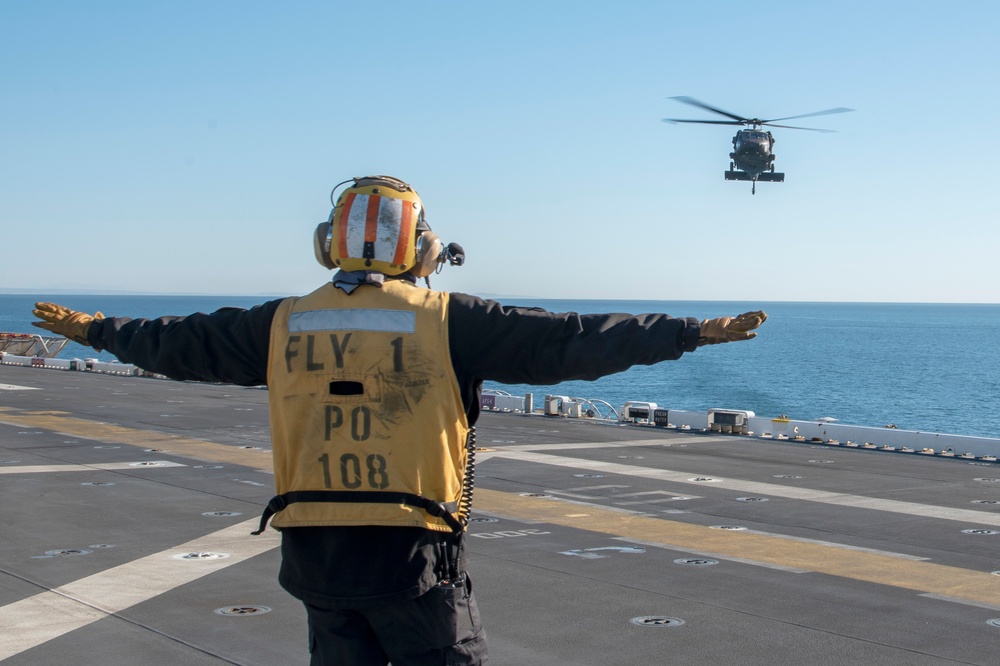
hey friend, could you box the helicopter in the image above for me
[663,96,853,194]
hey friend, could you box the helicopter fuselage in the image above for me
[730,129,775,177]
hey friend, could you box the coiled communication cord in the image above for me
[457,426,476,526]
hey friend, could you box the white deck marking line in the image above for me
[0,384,39,391]
[0,461,187,474]
[489,448,1000,527]
[0,518,279,660]
[502,437,732,452]
[614,490,695,498]
[614,536,811,573]
[543,489,603,500]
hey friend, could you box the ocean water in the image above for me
[2,294,999,439]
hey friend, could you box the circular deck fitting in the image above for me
[144,448,165,453]
[674,558,718,566]
[962,529,999,535]
[45,548,92,557]
[518,493,552,498]
[573,473,606,478]
[710,525,747,531]
[630,616,685,627]
[214,605,272,616]
[173,551,231,561]
[194,465,224,469]
[987,619,1000,628]
[688,477,719,483]
[773,475,804,479]
[239,446,263,450]
[734,497,769,503]
[88,544,116,549]
[80,481,115,486]
[202,511,242,517]
[468,517,499,524]
[971,500,1000,505]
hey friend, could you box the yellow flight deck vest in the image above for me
[259,280,470,533]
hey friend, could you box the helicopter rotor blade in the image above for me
[762,123,838,133]
[763,107,854,123]
[669,96,748,123]
[662,118,745,125]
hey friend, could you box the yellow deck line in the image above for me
[0,406,271,468]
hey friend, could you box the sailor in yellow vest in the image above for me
[33,175,766,665]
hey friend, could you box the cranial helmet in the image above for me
[313,175,443,277]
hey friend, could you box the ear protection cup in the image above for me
[313,220,337,269]
[411,231,443,278]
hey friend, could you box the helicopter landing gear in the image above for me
[770,164,775,173]
[730,161,734,171]
[752,180,756,195]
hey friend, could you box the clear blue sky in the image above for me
[3,1,997,303]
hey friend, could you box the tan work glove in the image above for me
[698,310,767,346]
[32,302,104,346]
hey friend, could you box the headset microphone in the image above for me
[444,242,465,267]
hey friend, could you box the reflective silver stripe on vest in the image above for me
[288,309,417,333]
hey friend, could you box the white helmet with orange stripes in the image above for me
[313,176,447,277]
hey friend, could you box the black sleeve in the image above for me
[447,293,700,386]
[87,299,285,386]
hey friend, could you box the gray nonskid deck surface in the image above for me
[2,364,999,665]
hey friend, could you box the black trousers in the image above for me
[305,573,488,665]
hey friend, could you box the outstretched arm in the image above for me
[448,295,767,385]
[32,300,283,386]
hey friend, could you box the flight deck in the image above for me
[2,364,1000,665]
